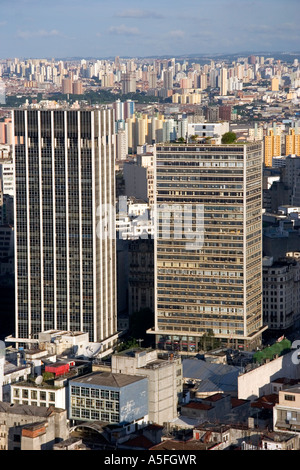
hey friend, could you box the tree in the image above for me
[221,132,237,144]
[198,329,221,352]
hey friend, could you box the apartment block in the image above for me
[69,371,148,425]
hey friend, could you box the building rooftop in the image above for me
[272,377,299,386]
[115,347,153,357]
[280,385,300,395]
[182,358,241,393]
[150,438,216,451]
[231,398,250,408]
[202,392,227,403]
[182,402,213,411]
[251,394,279,410]
[0,402,64,417]
[121,435,154,450]
[262,431,298,443]
[70,371,146,388]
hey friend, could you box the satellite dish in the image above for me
[35,376,43,386]
[84,343,103,358]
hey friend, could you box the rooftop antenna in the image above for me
[35,375,43,386]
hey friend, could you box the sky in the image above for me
[0,0,299,59]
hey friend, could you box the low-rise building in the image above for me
[261,431,299,450]
[0,402,68,450]
[11,379,66,409]
[273,386,300,434]
[68,371,148,427]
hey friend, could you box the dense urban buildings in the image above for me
[0,49,300,451]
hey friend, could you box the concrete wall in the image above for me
[111,351,182,425]
[119,378,148,425]
[123,163,148,201]
[238,351,300,400]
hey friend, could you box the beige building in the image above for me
[274,386,300,434]
[0,402,68,450]
[238,350,300,401]
[111,348,182,426]
[261,432,299,450]
[271,77,280,92]
[150,142,265,352]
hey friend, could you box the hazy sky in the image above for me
[0,0,299,59]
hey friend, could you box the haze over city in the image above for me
[0,0,299,58]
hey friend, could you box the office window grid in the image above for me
[14,108,117,344]
[70,385,120,423]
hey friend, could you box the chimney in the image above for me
[248,417,255,429]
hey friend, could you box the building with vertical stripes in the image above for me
[12,108,118,350]
[148,142,266,352]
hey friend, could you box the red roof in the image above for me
[231,398,249,408]
[203,393,225,402]
[122,436,154,449]
[183,402,213,411]
[251,394,279,410]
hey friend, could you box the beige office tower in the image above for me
[62,78,73,94]
[13,108,118,349]
[72,81,83,95]
[149,142,266,352]
[220,68,228,96]
[121,72,136,94]
[149,71,157,89]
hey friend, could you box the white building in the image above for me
[187,122,230,144]
[11,380,66,409]
[0,159,14,197]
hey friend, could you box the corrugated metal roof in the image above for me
[182,358,241,392]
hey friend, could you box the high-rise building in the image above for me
[163,69,173,91]
[271,77,280,92]
[72,81,83,95]
[124,99,135,120]
[285,127,300,156]
[219,68,228,96]
[62,78,73,94]
[264,128,282,167]
[121,73,136,94]
[149,142,266,351]
[13,108,118,349]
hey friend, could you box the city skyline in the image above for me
[0,0,299,59]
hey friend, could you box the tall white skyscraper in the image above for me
[220,68,228,96]
[13,108,118,350]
